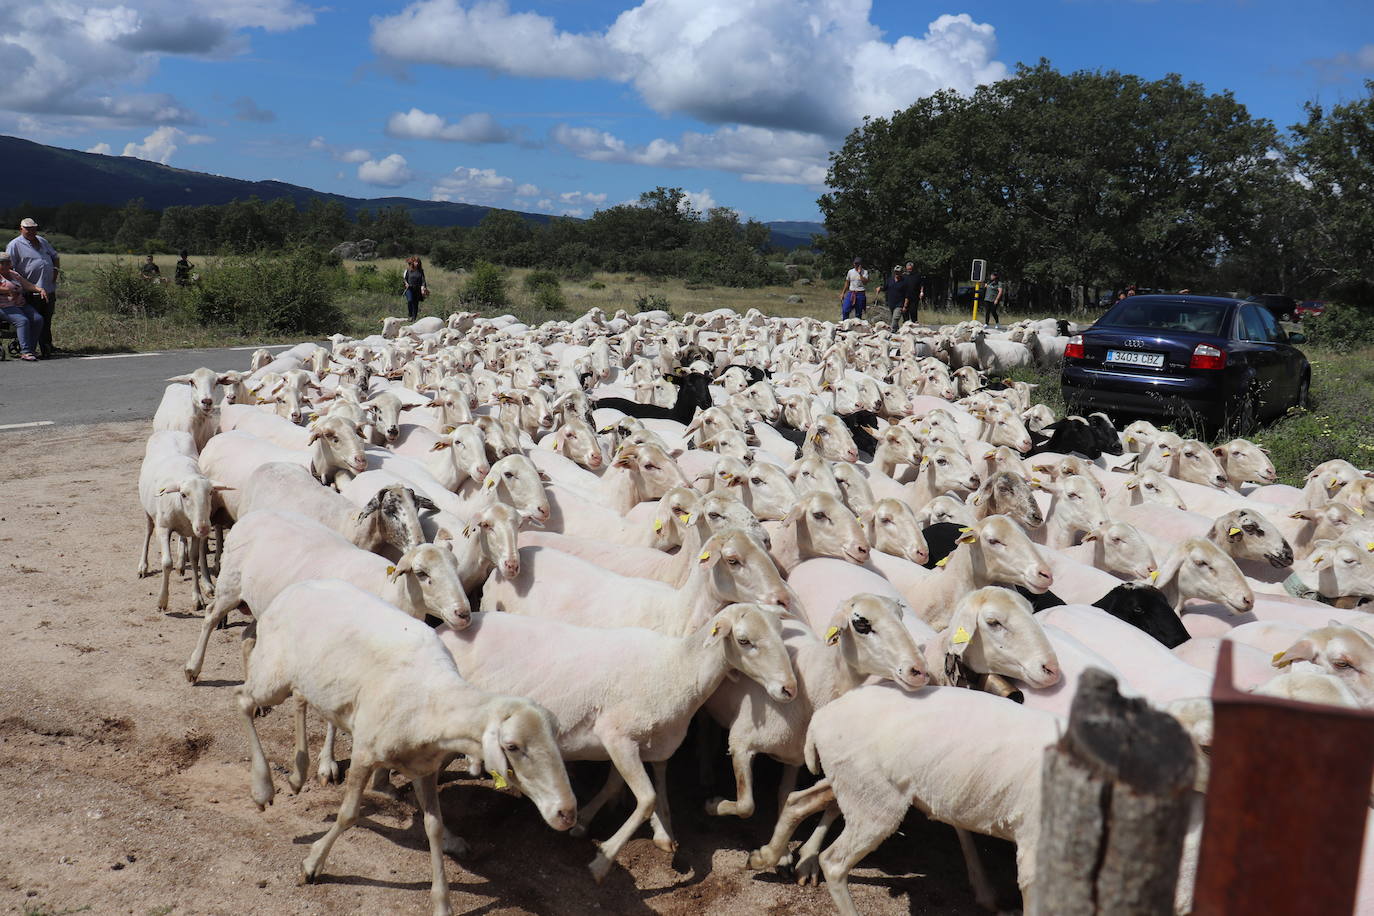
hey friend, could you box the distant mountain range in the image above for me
[0,135,823,247]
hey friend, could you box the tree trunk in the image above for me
[1032,669,1196,916]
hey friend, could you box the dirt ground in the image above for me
[0,421,1017,916]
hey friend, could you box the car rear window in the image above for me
[1102,300,1230,336]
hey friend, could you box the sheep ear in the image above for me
[211,484,235,493]
[387,555,413,581]
[413,493,440,512]
[536,470,552,483]
[157,483,181,496]
[430,439,452,451]
[481,717,511,787]
[1273,638,1315,668]
[946,598,979,658]
[166,374,194,384]
[306,428,323,444]
[703,607,736,647]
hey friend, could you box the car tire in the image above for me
[1295,373,1311,410]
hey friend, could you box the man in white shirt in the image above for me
[6,218,61,357]
[840,257,868,319]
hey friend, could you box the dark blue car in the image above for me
[1061,294,1310,433]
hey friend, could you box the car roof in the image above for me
[1118,293,1246,307]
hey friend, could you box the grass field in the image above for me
[33,253,1373,486]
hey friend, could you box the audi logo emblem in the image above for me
[1123,338,1148,349]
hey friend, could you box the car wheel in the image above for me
[1296,373,1311,410]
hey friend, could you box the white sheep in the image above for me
[237,580,576,916]
[437,601,796,882]
[137,430,231,610]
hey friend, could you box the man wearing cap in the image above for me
[6,218,61,358]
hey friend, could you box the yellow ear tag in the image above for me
[699,551,711,561]
[1149,569,1160,582]
[1228,527,1242,536]
[1160,450,1171,458]
[1126,480,1138,490]
[386,565,397,575]
[599,425,614,433]
[490,770,509,790]
[952,627,971,645]
[1356,507,1367,516]
[1330,478,1341,488]
[1126,436,1136,444]
[1365,542,1374,552]
[678,512,692,523]
[825,626,840,646]
[653,519,663,532]
[485,477,496,488]
[921,456,930,468]
[972,495,982,505]
[1312,554,1325,565]
[811,433,822,444]
[711,623,720,636]
[1272,651,1292,668]
[935,556,949,567]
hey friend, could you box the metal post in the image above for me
[1192,641,1374,914]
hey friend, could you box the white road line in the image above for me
[80,352,164,360]
[0,420,55,430]
[227,344,295,351]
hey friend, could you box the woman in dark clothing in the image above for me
[402,256,427,321]
[174,250,194,286]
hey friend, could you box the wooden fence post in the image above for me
[1033,668,1197,915]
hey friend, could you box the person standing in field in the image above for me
[883,266,906,325]
[6,218,60,358]
[175,250,194,286]
[902,261,923,323]
[402,256,427,321]
[983,271,1004,327]
[841,257,868,319]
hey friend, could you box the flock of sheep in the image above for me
[137,306,1374,916]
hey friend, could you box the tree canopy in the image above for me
[819,61,1295,306]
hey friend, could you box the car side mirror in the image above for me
[1288,332,1307,344]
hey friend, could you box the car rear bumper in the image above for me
[1061,364,1242,424]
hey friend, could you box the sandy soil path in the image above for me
[0,421,1015,916]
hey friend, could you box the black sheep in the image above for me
[1092,583,1190,648]
[593,372,712,424]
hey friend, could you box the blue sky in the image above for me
[5,0,1371,222]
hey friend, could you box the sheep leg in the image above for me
[137,514,154,577]
[747,779,835,870]
[647,760,676,852]
[371,768,404,800]
[189,537,207,611]
[792,805,840,885]
[317,723,340,785]
[956,826,998,910]
[705,747,757,818]
[413,771,455,916]
[587,741,656,884]
[195,536,215,600]
[288,695,310,793]
[178,534,190,575]
[184,575,243,683]
[777,763,800,812]
[235,682,287,810]
[302,756,373,884]
[571,766,624,839]
[819,806,904,916]
[157,525,174,611]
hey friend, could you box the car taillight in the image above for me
[1065,335,1084,359]
[1190,343,1227,370]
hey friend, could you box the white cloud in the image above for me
[551,123,830,186]
[432,166,603,215]
[358,153,415,187]
[1308,43,1374,79]
[371,2,1005,137]
[385,108,515,143]
[86,142,112,155]
[121,126,212,163]
[338,148,372,163]
[680,189,717,213]
[2,1,315,126]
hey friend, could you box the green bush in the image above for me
[635,292,670,313]
[587,280,606,290]
[461,260,508,309]
[92,260,170,316]
[191,251,343,333]
[346,263,405,293]
[561,261,594,281]
[1302,302,1374,349]
[532,284,567,310]
[523,269,561,292]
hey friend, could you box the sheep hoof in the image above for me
[316,761,339,785]
[746,848,777,870]
[653,836,678,853]
[569,823,588,839]
[300,862,318,885]
[794,855,821,886]
[704,796,730,816]
[183,667,198,684]
[587,849,613,884]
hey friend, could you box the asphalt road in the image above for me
[0,344,303,431]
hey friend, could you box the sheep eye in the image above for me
[504,742,520,753]
[726,557,741,567]
[812,512,827,521]
[708,512,722,520]
[750,477,763,485]
[504,472,514,479]
[987,619,1004,630]
[736,636,753,648]
[1333,660,1353,669]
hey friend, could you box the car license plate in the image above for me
[1105,349,1165,368]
